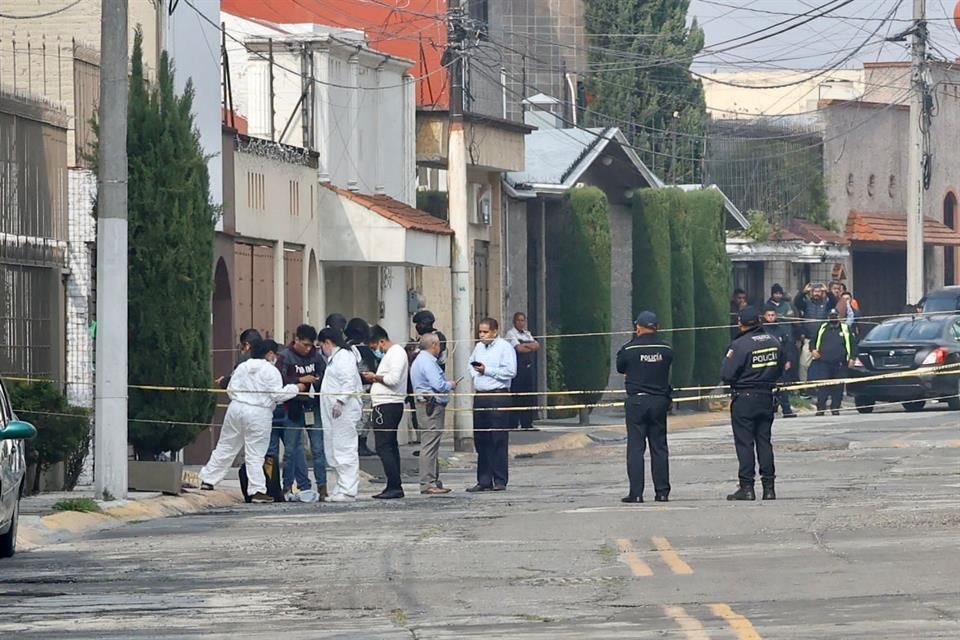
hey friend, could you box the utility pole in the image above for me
[447,2,472,452]
[906,0,928,304]
[95,0,129,501]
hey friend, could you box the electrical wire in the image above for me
[0,0,84,19]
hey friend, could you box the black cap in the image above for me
[762,303,778,313]
[412,309,435,325]
[739,305,761,326]
[828,308,839,317]
[771,283,784,295]
[634,311,658,329]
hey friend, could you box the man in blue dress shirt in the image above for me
[467,318,517,492]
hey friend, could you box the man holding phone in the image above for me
[467,318,517,492]
[410,332,458,495]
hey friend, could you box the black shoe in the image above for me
[831,410,840,416]
[783,412,798,418]
[762,481,776,500]
[466,484,492,493]
[412,450,421,457]
[372,489,405,500]
[200,482,215,491]
[815,411,825,417]
[358,440,377,457]
[621,495,643,504]
[727,485,756,501]
[655,494,669,503]
[492,484,507,492]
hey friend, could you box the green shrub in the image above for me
[668,193,695,389]
[687,190,733,389]
[545,331,576,419]
[52,498,102,513]
[632,189,673,329]
[559,187,612,407]
[8,381,91,494]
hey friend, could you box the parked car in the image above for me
[919,286,960,314]
[849,314,960,413]
[0,380,37,558]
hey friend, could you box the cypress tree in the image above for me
[559,187,612,408]
[632,189,673,332]
[122,29,217,459]
[584,0,706,184]
[668,192,695,390]
[687,189,732,388]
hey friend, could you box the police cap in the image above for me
[412,309,435,325]
[634,311,658,329]
[738,305,761,326]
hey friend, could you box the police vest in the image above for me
[815,322,852,358]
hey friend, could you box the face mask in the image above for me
[373,349,385,360]
[266,355,277,365]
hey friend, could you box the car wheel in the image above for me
[947,379,960,410]
[902,400,926,412]
[0,493,19,559]
[855,399,875,414]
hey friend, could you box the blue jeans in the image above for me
[268,406,310,492]
[306,417,327,489]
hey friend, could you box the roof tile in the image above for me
[321,184,454,236]
[845,210,960,246]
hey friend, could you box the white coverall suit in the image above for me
[320,347,364,499]
[199,358,300,495]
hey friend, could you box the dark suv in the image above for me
[920,286,960,313]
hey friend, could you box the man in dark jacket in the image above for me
[345,317,378,457]
[271,324,325,500]
[811,309,856,416]
[763,305,798,418]
[794,282,837,382]
[616,311,673,503]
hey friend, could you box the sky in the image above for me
[687,0,960,71]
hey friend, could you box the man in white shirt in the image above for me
[504,311,539,430]
[199,339,306,502]
[363,325,409,499]
[467,318,517,492]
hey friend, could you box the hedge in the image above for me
[559,187,612,406]
[632,189,674,331]
[687,189,733,388]
[668,191,695,389]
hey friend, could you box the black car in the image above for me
[919,286,960,314]
[849,314,960,413]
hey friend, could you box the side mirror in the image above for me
[0,420,37,441]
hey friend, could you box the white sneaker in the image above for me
[297,489,318,503]
[325,494,355,503]
[284,491,300,503]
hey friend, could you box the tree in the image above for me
[687,189,733,388]
[632,189,673,332]
[558,187,612,410]
[121,29,217,459]
[584,0,707,184]
[668,193,695,390]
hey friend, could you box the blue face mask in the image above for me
[373,349,385,360]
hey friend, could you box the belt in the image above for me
[732,388,774,395]
[476,388,510,393]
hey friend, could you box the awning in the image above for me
[318,184,451,268]
[846,210,960,247]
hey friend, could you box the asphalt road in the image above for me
[1,407,958,639]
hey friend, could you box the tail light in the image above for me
[921,348,948,366]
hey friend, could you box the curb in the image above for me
[17,489,242,551]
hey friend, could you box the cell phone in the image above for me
[470,361,482,368]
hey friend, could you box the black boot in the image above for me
[762,479,776,500]
[726,484,756,501]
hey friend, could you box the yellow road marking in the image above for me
[663,605,711,640]
[710,603,762,640]
[652,536,694,575]
[615,538,653,577]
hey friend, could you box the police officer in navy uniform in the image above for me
[616,311,673,504]
[721,306,784,501]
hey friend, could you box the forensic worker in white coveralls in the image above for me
[199,339,306,503]
[317,327,364,502]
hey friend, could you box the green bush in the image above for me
[545,330,576,419]
[687,190,733,389]
[632,189,673,329]
[8,381,91,494]
[52,498,102,513]
[668,194,695,390]
[559,187,612,407]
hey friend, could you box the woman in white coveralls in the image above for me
[199,339,307,502]
[317,327,364,502]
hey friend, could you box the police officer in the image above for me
[721,306,784,501]
[616,311,673,504]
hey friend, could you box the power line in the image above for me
[0,0,84,19]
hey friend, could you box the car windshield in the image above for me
[864,319,946,342]
[922,294,960,313]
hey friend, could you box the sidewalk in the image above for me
[18,488,241,551]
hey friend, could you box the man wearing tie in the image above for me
[467,318,517,492]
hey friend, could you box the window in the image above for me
[888,175,896,199]
[289,180,300,216]
[473,241,489,328]
[310,184,315,219]
[951,320,960,342]
[864,318,949,343]
[247,171,264,210]
[846,173,854,195]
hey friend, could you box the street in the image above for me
[1,407,958,639]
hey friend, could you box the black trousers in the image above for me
[510,352,536,428]
[625,395,671,497]
[373,403,404,491]
[815,361,846,412]
[730,391,776,484]
[473,391,511,488]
